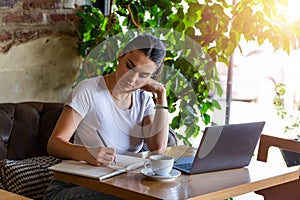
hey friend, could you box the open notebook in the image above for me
[49,154,147,181]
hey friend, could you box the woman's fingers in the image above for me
[87,147,116,166]
[141,80,164,93]
[96,147,116,165]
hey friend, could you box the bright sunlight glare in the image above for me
[287,0,300,23]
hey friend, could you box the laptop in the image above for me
[173,121,265,174]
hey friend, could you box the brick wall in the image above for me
[0,0,84,53]
[0,0,85,103]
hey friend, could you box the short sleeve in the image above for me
[66,79,94,118]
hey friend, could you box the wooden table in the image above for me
[0,189,32,200]
[54,145,299,200]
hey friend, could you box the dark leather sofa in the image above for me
[0,102,64,161]
[0,101,177,199]
[0,102,65,199]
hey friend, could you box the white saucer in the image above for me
[141,169,181,181]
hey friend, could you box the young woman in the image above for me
[43,34,168,200]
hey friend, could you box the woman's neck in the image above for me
[104,73,131,103]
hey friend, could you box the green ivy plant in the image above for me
[76,0,297,145]
[274,83,300,137]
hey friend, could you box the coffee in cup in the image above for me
[144,155,174,176]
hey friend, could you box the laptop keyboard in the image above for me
[174,163,193,171]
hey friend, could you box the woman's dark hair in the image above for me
[120,34,166,80]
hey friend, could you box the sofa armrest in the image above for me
[257,134,300,162]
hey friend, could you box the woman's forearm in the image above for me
[47,135,87,161]
[144,88,169,153]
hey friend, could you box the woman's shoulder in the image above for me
[70,77,105,98]
[78,76,102,84]
[76,76,104,89]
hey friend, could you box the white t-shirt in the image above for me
[66,76,155,154]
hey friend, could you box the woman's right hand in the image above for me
[84,146,116,166]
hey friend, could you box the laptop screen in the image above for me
[174,121,265,174]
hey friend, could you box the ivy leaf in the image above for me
[171,115,181,129]
[214,83,223,97]
[178,7,184,19]
[211,99,221,110]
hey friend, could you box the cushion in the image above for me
[141,127,177,152]
[0,177,4,189]
[0,156,61,199]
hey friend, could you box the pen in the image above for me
[99,168,126,181]
[96,129,116,164]
[98,161,144,181]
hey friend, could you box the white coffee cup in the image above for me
[144,155,174,176]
